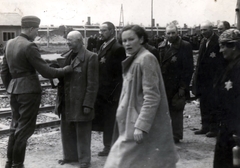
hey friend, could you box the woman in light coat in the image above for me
[104,25,178,168]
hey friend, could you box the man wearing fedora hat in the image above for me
[1,15,73,168]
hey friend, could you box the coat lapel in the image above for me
[162,38,181,63]
[122,47,145,73]
[98,39,116,59]
[72,47,86,68]
[205,33,218,53]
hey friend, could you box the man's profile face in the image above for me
[165,26,178,43]
[67,35,78,50]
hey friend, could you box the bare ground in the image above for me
[0,101,216,168]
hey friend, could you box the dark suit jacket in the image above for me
[97,38,126,101]
[192,33,226,97]
[159,36,194,105]
[1,33,67,94]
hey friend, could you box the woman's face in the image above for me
[121,30,143,55]
[219,42,235,61]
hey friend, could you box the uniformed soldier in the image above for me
[1,15,72,168]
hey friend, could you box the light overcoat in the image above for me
[104,47,178,168]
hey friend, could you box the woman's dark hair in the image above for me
[119,25,148,45]
[102,21,116,33]
[222,21,231,30]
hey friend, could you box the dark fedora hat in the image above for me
[21,15,41,28]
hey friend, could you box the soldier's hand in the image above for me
[63,65,73,73]
[83,107,92,115]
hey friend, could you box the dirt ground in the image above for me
[0,47,216,168]
[0,101,216,168]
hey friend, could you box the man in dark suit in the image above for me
[56,31,98,168]
[0,16,72,168]
[94,21,126,156]
[159,24,194,143]
[192,21,225,137]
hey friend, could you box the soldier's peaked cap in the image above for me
[21,16,41,28]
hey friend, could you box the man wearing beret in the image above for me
[0,15,72,168]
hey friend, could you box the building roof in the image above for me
[0,13,21,26]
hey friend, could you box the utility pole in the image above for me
[119,4,124,27]
[151,0,153,37]
[236,0,240,29]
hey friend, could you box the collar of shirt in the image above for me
[167,41,172,46]
[206,33,214,47]
[102,37,115,49]
[20,33,32,41]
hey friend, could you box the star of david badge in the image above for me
[225,80,233,91]
[171,56,177,62]
[210,52,216,58]
[100,57,106,64]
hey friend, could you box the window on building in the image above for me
[3,32,15,41]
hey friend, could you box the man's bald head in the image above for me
[200,21,214,39]
[67,31,84,52]
[67,31,83,43]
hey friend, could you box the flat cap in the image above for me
[21,16,41,28]
[219,28,240,43]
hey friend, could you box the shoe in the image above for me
[11,163,24,168]
[58,159,76,165]
[206,131,217,138]
[5,161,12,168]
[98,149,109,156]
[174,138,180,144]
[80,162,91,168]
[194,129,208,135]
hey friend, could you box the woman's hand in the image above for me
[134,128,144,144]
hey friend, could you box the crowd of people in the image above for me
[1,14,240,168]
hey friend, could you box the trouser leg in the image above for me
[9,93,41,165]
[169,109,184,140]
[103,101,118,150]
[200,95,210,132]
[76,121,92,164]
[60,116,78,161]
[213,129,235,168]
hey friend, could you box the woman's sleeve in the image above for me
[134,54,161,133]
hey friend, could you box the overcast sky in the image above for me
[0,0,237,27]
